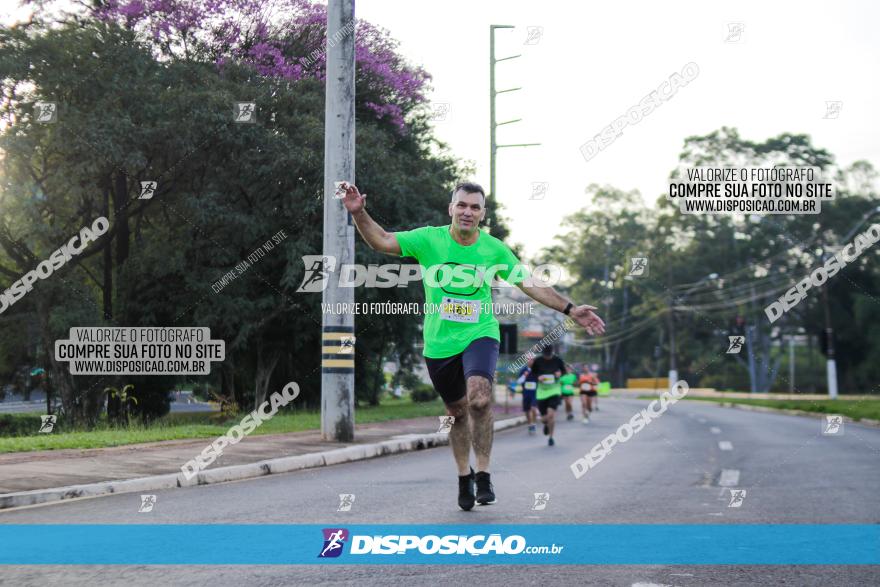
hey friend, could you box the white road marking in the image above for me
[710,427,721,434]
[718,441,734,451]
[699,472,714,487]
[719,469,740,486]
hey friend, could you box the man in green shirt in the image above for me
[560,368,578,422]
[341,181,606,511]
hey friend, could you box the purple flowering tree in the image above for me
[65,0,431,132]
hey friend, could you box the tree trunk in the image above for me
[107,391,120,424]
[35,294,78,425]
[221,354,236,407]
[745,325,757,393]
[254,346,281,409]
[102,175,113,320]
[113,172,130,267]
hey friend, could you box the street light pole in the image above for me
[489,25,539,202]
[667,294,677,391]
[321,0,356,441]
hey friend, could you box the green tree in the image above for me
[1,9,503,427]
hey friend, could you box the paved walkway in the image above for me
[0,390,522,495]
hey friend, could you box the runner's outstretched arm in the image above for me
[339,182,401,256]
[516,282,606,337]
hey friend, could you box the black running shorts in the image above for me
[580,382,598,396]
[424,337,499,404]
[537,394,561,416]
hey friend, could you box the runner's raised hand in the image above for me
[340,181,366,214]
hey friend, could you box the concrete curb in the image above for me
[711,401,880,428]
[0,415,527,511]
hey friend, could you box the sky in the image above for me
[3,1,878,257]
[357,0,880,257]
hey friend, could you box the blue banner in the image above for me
[0,524,876,565]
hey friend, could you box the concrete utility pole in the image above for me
[667,294,677,392]
[821,286,838,400]
[489,25,539,201]
[321,0,355,441]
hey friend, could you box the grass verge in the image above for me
[0,395,444,454]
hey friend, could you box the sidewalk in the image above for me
[0,388,525,509]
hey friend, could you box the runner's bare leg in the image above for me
[467,375,494,472]
[446,397,471,476]
[546,408,556,437]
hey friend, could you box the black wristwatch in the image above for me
[563,302,574,315]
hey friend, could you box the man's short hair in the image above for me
[451,182,486,204]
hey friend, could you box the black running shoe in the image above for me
[548,437,555,446]
[458,467,476,511]
[475,471,496,505]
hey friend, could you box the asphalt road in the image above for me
[2,397,878,586]
[0,400,215,414]
[0,401,55,414]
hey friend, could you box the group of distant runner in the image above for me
[511,345,602,446]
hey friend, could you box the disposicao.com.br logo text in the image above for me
[318,529,564,557]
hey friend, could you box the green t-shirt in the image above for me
[535,374,562,400]
[394,225,527,358]
[560,372,577,395]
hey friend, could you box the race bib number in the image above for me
[580,383,592,391]
[538,374,556,385]
[524,381,537,391]
[439,296,479,323]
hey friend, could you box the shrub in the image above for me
[125,377,173,423]
[410,383,438,403]
[393,370,423,392]
[0,413,64,437]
